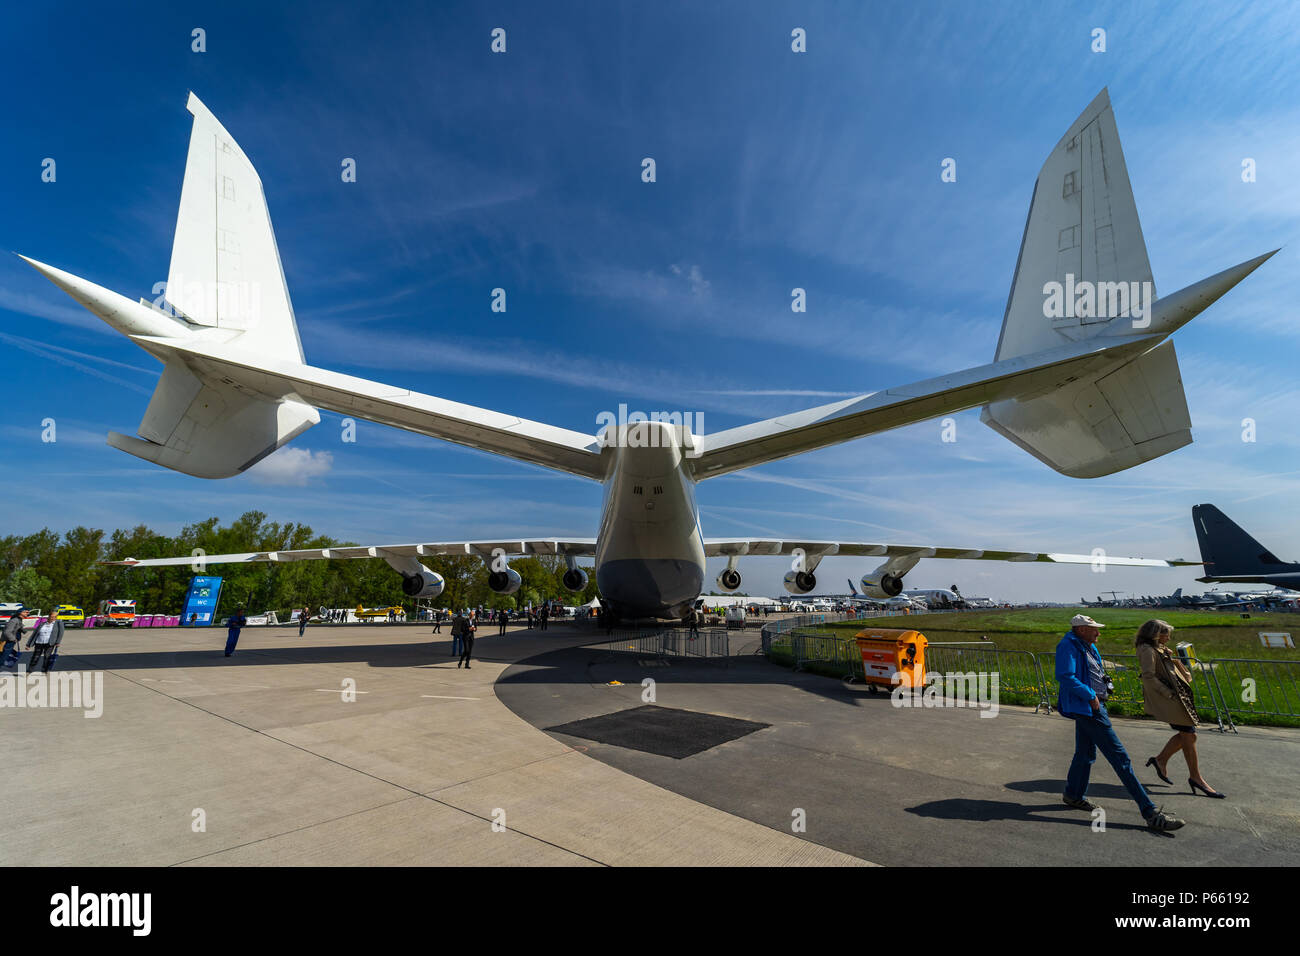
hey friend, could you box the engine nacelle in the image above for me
[860,572,904,600]
[488,567,522,595]
[562,567,589,593]
[783,570,817,595]
[401,567,445,599]
[716,568,742,593]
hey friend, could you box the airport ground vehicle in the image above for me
[96,599,137,626]
[355,605,404,621]
[53,605,84,627]
[725,606,747,629]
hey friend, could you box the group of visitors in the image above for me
[1056,613,1225,833]
[1,608,64,672]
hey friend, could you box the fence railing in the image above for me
[595,628,731,664]
[760,620,1300,731]
[1200,658,1300,729]
[926,645,1052,712]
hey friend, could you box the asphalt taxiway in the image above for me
[498,639,1300,866]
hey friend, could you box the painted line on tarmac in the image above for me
[421,694,480,700]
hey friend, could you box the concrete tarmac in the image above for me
[0,622,865,866]
[498,643,1300,866]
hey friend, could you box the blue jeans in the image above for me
[451,635,463,656]
[225,628,241,656]
[1065,710,1156,818]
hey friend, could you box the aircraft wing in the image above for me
[1196,573,1300,583]
[702,539,1197,567]
[689,334,1160,480]
[105,539,599,567]
[126,335,608,481]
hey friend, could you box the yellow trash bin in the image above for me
[855,628,927,691]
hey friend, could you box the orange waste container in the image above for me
[854,628,927,691]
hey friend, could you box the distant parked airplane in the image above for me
[1193,504,1300,591]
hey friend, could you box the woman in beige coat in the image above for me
[1136,619,1225,798]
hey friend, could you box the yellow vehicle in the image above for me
[53,605,85,627]
[354,605,405,621]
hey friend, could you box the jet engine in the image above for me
[783,569,817,595]
[860,571,904,599]
[401,567,445,598]
[488,566,523,595]
[716,568,742,593]
[562,567,589,592]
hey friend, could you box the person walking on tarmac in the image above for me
[27,613,64,672]
[224,607,248,657]
[1136,619,1225,799]
[497,607,508,636]
[298,606,310,637]
[1056,614,1185,832]
[2,611,26,669]
[456,611,476,669]
[539,603,549,631]
[451,610,466,658]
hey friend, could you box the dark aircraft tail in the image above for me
[1193,504,1297,578]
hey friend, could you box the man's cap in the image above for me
[1071,613,1105,629]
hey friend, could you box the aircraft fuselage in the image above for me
[593,422,705,619]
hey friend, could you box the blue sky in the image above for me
[2,0,1299,602]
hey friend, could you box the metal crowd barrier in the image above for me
[924,645,1051,712]
[1200,658,1300,730]
[597,627,731,665]
[760,620,1300,732]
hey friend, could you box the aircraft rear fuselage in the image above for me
[594,421,705,619]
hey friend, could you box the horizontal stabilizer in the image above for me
[981,339,1191,478]
[108,361,318,478]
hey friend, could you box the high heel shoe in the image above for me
[1145,757,1172,785]
[1189,778,1226,799]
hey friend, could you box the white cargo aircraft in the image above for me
[20,90,1272,620]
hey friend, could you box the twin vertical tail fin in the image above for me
[113,93,316,477]
[164,92,305,362]
[980,88,1196,478]
[21,93,317,478]
[991,88,1155,363]
[980,90,1275,478]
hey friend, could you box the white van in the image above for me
[725,606,747,629]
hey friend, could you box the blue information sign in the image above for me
[181,576,223,626]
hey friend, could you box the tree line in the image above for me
[0,511,600,618]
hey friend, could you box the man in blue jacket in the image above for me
[224,607,248,657]
[1055,614,1185,832]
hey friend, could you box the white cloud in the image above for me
[669,262,711,298]
[246,448,334,486]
